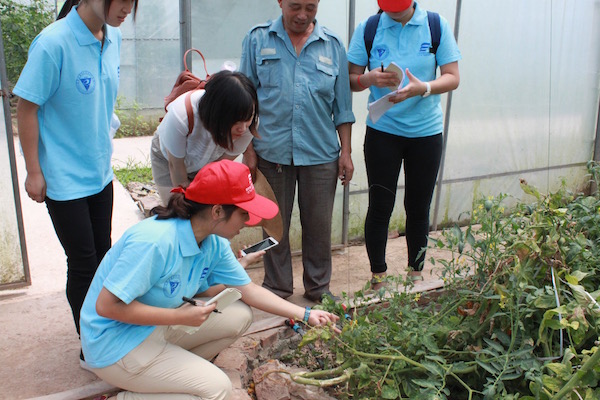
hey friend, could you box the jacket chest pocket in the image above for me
[256,53,281,89]
[309,62,338,103]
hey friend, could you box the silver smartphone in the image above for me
[240,236,279,256]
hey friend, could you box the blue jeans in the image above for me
[258,157,338,299]
[45,182,113,333]
[364,127,443,273]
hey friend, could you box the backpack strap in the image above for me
[427,11,441,66]
[184,91,195,136]
[363,13,381,71]
[364,11,442,69]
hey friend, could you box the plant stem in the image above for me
[551,342,600,400]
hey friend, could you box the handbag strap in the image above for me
[183,48,209,78]
[184,91,195,136]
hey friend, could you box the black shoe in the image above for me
[303,290,340,303]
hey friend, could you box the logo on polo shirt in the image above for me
[419,42,432,55]
[76,71,96,94]
[372,45,389,60]
[163,274,181,298]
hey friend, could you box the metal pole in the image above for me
[431,0,462,231]
[0,19,31,288]
[179,0,192,71]
[342,0,356,247]
[591,88,600,194]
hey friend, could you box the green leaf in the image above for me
[381,384,399,399]
[477,359,499,375]
[545,363,571,379]
[483,338,505,353]
[566,270,589,284]
[542,375,564,392]
[421,361,444,377]
[412,378,438,389]
[534,294,559,309]
[501,371,523,380]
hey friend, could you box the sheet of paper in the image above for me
[368,92,396,123]
[367,62,405,123]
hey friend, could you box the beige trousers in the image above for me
[92,301,253,400]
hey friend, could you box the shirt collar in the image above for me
[177,219,202,257]
[270,15,329,43]
[380,2,427,29]
[66,6,114,47]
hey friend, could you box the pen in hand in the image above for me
[381,62,384,72]
[182,296,220,313]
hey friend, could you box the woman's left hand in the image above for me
[237,249,265,268]
[389,68,427,104]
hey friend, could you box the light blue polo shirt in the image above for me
[240,17,355,166]
[13,7,121,200]
[347,2,461,138]
[80,216,251,368]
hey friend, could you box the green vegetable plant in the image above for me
[1,0,54,90]
[280,162,600,399]
[114,96,160,138]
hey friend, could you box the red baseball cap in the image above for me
[171,160,278,226]
[378,0,412,13]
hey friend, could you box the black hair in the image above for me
[57,0,139,21]
[198,70,259,151]
[151,192,237,221]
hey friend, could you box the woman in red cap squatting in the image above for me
[347,0,461,288]
[79,160,339,400]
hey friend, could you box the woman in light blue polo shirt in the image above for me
[80,160,339,400]
[347,0,461,288]
[13,0,138,343]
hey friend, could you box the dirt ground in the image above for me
[0,232,446,400]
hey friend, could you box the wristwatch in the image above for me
[422,82,431,98]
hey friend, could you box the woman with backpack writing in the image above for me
[151,70,260,205]
[13,0,138,362]
[347,0,461,288]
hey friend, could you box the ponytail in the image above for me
[57,0,80,20]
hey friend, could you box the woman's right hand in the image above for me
[366,69,401,89]
[25,171,46,203]
[179,301,217,327]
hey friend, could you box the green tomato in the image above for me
[484,200,493,211]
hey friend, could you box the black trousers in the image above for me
[364,127,443,273]
[45,182,113,334]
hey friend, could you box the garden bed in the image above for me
[258,164,600,400]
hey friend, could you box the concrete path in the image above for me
[0,136,445,400]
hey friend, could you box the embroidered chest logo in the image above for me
[200,267,209,280]
[163,274,181,298]
[372,45,389,60]
[419,42,433,55]
[76,71,96,94]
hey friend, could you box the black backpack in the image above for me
[363,11,441,70]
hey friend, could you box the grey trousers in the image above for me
[258,157,338,299]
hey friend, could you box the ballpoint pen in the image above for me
[381,62,384,72]
[182,296,220,313]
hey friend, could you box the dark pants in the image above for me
[364,127,443,273]
[45,182,114,334]
[258,157,338,299]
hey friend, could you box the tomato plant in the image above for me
[285,162,600,400]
